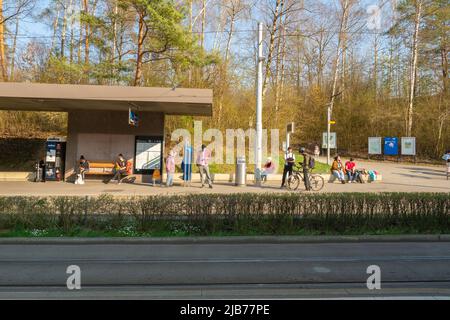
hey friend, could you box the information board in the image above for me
[368,137,382,155]
[134,137,163,174]
[322,132,337,149]
[401,137,416,156]
[384,137,399,155]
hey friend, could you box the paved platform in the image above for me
[0,160,448,196]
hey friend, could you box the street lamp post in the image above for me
[255,22,264,186]
[327,103,331,165]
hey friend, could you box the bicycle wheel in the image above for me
[287,174,300,190]
[309,174,325,191]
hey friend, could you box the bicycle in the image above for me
[287,163,325,191]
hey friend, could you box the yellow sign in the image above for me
[329,120,336,124]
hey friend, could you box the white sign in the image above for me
[287,122,294,134]
[368,137,382,155]
[135,140,161,170]
[322,132,337,149]
[401,137,416,155]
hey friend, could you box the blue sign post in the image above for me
[182,142,193,186]
[384,137,399,157]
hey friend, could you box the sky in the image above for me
[9,0,398,82]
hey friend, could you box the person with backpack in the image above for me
[300,147,312,191]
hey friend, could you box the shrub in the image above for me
[0,193,448,236]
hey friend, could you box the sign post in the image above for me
[286,122,294,150]
[326,104,331,165]
[368,137,382,160]
[401,137,416,162]
[383,137,399,161]
[322,132,337,150]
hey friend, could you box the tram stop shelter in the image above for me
[0,82,212,182]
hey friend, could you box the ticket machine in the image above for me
[45,137,66,181]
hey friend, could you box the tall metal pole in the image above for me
[327,104,331,165]
[255,22,264,185]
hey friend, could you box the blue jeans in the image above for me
[347,171,359,182]
[166,173,174,187]
[332,170,345,181]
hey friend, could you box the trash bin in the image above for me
[235,156,246,186]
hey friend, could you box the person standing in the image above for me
[443,150,450,180]
[281,147,295,188]
[166,151,175,187]
[299,147,312,191]
[313,144,320,159]
[196,144,213,188]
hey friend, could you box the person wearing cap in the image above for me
[299,147,312,191]
[261,157,275,182]
[196,144,213,188]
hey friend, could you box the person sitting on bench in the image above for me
[261,157,275,182]
[77,155,90,181]
[107,153,127,184]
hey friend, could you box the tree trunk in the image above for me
[406,0,423,137]
[441,46,448,95]
[133,11,145,86]
[9,16,20,81]
[0,0,8,80]
[83,0,90,65]
[262,0,283,98]
[329,0,349,115]
[201,0,206,49]
[61,0,72,58]
[50,3,61,56]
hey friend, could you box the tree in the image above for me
[0,0,35,81]
[119,0,213,86]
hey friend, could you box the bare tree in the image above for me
[406,0,423,137]
[0,0,35,81]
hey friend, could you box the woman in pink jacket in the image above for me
[166,151,176,187]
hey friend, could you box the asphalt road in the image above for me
[0,241,449,299]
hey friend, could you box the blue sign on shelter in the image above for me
[384,137,399,155]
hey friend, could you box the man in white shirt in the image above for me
[196,144,213,188]
[281,147,295,188]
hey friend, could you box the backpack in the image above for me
[309,157,315,169]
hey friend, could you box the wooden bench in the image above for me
[85,162,114,176]
[84,161,136,183]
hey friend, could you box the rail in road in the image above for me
[0,242,449,298]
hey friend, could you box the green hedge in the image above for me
[0,193,449,236]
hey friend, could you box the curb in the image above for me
[0,234,448,245]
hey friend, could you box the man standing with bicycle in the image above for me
[281,147,295,188]
[300,147,312,191]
